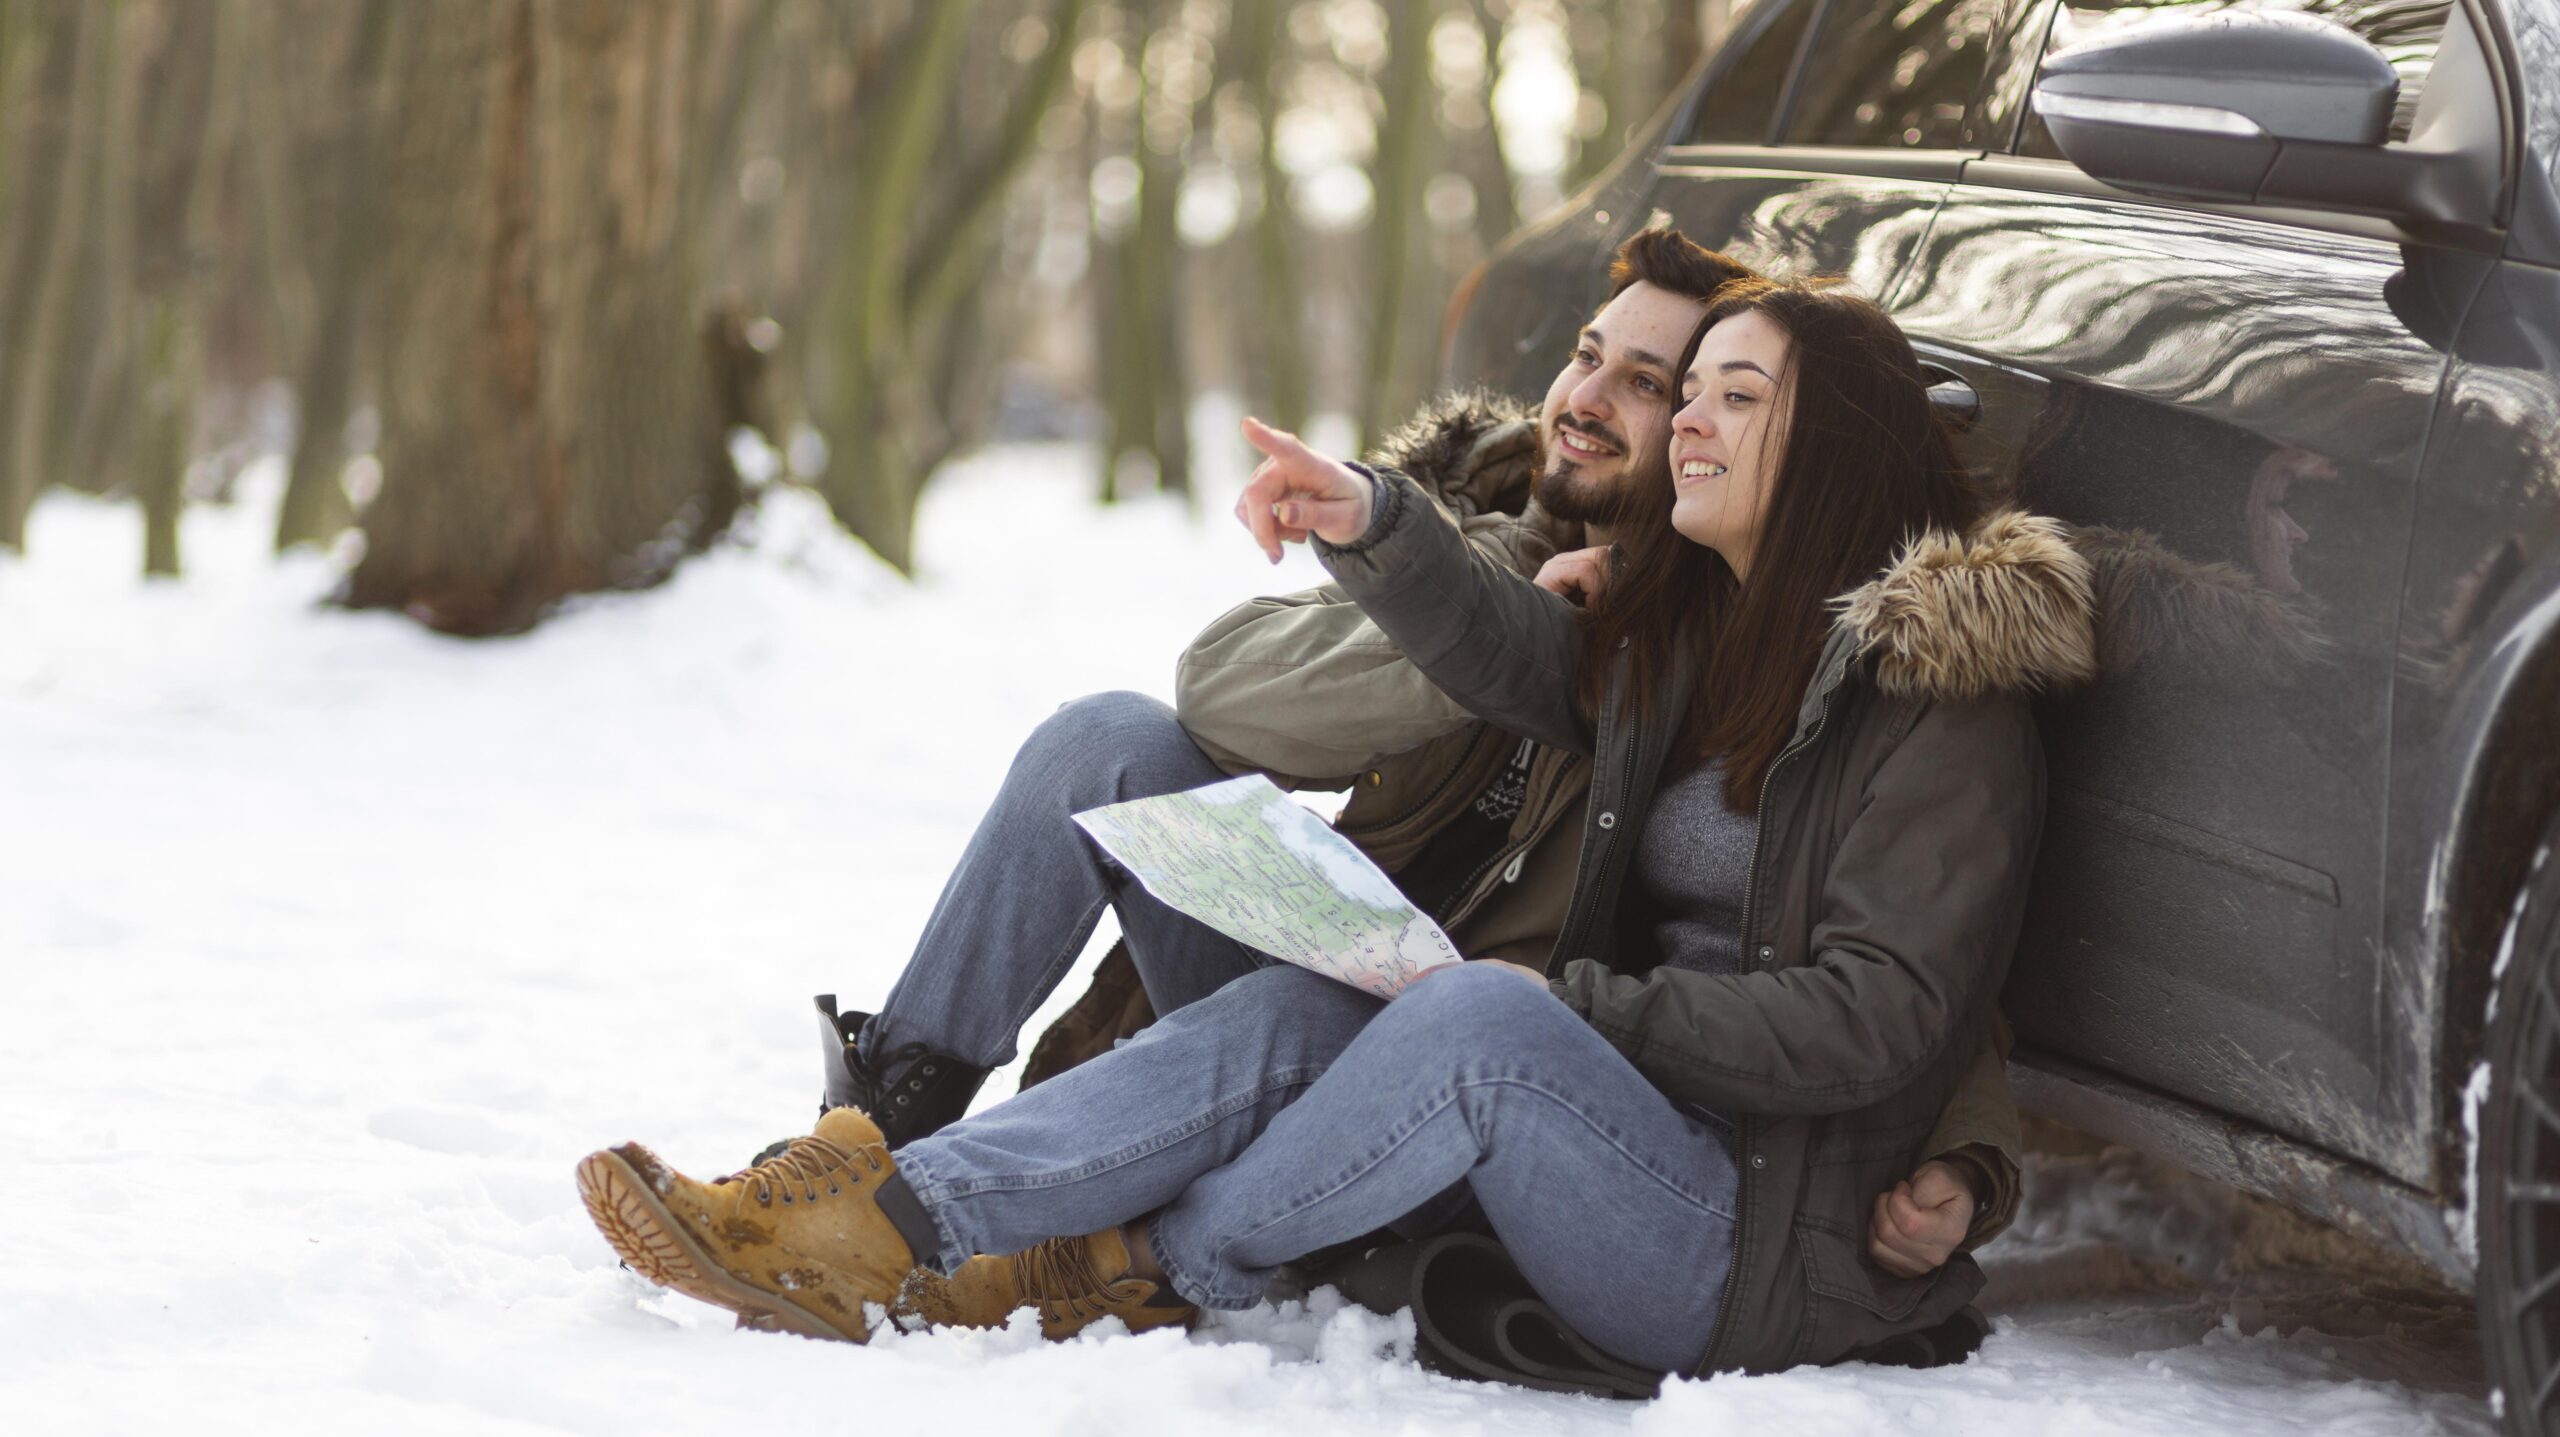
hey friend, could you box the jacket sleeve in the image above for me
[1553,693,2044,1116]
[1919,1017,2023,1249]
[1176,508,1560,785]
[1313,468,1595,757]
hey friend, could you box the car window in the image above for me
[2015,1,2452,160]
[1687,0,1820,144]
[1779,0,2015,148]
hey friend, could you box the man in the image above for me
[762,228,2014,1326]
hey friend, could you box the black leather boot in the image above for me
[813,993,988,1149]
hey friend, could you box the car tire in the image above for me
[2478,822,2560,1435]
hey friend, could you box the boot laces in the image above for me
[1017,1233,1147,1321]
[718,1133,884,1207]
[851,1040,941,1112]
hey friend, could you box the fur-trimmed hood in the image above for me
[1368,389,1539,521]
[1832,509,2099,701]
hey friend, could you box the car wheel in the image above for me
[2480,827,2560,1434]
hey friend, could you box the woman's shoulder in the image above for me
[1832,508,2097,707]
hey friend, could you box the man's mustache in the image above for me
[1550,414,1625,457]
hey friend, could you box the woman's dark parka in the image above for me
[1315,468,2097,1375]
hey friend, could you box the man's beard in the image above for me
[1532,425,1660,529]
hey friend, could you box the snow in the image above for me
[0,422,2498,1433]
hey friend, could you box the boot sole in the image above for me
[575,1148,869,1344]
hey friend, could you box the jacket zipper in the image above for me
[1555,695,1643,971]
[1435,751,1584,930]
[1704,673,1840,1372]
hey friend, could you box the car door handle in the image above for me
[1919,363,1982,433]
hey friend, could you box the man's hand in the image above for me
[1868,1159,1978,1277]
[1412,958,1550,992]
[1533,546,1612,606]
[1236,416,1375,563]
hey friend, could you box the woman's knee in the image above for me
[1374,963,1578,1057]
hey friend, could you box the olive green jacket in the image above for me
[1174,394,2023,1257]
[1313,466,2095,1374]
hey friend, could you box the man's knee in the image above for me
[1013,691,1204,794]
[1162,963,1375,1045]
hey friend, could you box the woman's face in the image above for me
[1668,310,1791,580]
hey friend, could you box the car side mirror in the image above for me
[2028,10,2488,225]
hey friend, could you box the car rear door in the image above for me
[1890,0,2466,1184]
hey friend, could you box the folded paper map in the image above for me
[1073,774,1463,999]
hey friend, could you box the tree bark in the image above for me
[1356,0,1436,454]
[276,0,394,552]
[807,0,975,572]
[0,0,101,546]
[344,0,739,636]
[1241,0,1307,436]
[1461,0,1520,254]
[126,0,221,578]
[1135,0,1188,500]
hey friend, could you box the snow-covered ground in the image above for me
[0,423,2497,1434]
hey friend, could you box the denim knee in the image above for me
[1373,963,1574,1063]
[1011,691,1206,798]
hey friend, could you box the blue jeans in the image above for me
[894,963,1740,1374]
[865,691,1274,1068]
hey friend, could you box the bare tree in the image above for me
[343,0,743,636]
[1356,0,1438,453]
[0,0,95,546]
[275,0,393,553]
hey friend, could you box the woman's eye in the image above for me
[1726,390,1755,406]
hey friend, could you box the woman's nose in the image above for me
[1673,396,1712,438]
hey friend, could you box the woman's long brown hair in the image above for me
[1577,278,1981,811]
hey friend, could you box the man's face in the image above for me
[1533,280,1712,526]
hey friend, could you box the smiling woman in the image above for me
[1219,270,2093,1376]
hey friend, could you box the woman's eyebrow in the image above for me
[1717,359,1773,380]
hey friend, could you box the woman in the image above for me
[577,278,2093,1377]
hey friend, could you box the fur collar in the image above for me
[1832,509,2098,701]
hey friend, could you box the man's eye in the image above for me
[1635,375,1662,396]
[1575,347,1599,365]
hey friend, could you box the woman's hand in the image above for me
[1533,546,1612,606]
[1236,417,1374,563]
[1867,1159,1978,1276]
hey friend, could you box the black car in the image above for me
[1443,0,2560,1426]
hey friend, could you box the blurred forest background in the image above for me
[0,0,1746,634]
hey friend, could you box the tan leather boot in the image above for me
[575,1106,916,1343]
[898,1224,1197,1341]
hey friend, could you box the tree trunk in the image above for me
[1134,0,1188,500]
[345,0,738,636]
[125,0,221,578]
[1462,0,1520,254]
[806,0,974,571]
[0,0,102,546]
[276,0,394,552]
[1242,0,1306,436]
[1356,0,1436,454]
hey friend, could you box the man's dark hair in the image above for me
[1606,226,1758,305]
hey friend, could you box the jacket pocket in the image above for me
[1796,1214,1932,1323]
[1792,1214,1986,1368]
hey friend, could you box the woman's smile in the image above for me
[1674,452,1728,486]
